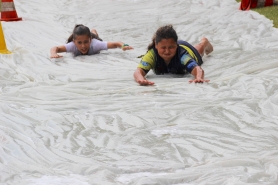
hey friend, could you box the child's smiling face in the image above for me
[73,35,92,54]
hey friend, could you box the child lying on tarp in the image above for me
[133,25,213,85]
[50,24,133,58]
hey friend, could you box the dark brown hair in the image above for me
[67,24,99,43]
[147,25,178,50]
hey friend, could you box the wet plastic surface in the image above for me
[1,0,278,184]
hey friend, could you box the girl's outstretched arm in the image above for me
[189,66,210,83]
[133,68,154,86]
[50,45,67,58]
[107,42,133,51]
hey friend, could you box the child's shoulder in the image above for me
[64,41,76,52]
[65,41,74,46]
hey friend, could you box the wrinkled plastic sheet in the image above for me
[1,0,278,184]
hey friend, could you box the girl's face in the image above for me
[155,38,177,62]
[73,35,92,54]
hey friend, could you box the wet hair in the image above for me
[147,25,178,50]
[66,24,102,43]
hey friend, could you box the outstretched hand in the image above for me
[137,79,155,86]
[134,68,154,86]
[190,66,209,83]
[122,45,134,51]
[50,54,63,58]
[189,78,210,83]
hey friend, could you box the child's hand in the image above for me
[137,79,155,86]
[121,44,134,51]
[51,54,63,58]
[189,78,210,83]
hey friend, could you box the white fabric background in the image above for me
[1,0,278,184]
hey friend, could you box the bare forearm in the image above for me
[50,47,58,55]
[133,68,154,86]
[114,42,124,48]
[107,42,133,50]
[191,66,204,79]
[50,46,66,58]
[189,66,209,83]
[134,68,146,82]
[109,42,124,49]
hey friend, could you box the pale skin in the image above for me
[133,37,213,85]
[50,29,133,58]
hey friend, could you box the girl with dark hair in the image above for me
[50,24,133,58]
[133,25,213,85]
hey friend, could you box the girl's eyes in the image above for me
[77,40,90,44]
[161,46,175,49]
